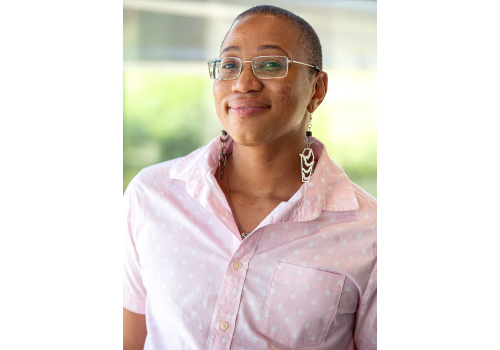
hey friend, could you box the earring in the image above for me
[300,114,315,182]
[219,130,229,180]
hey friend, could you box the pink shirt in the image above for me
[123,136,377,350]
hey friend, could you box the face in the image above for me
[213,14,320,147]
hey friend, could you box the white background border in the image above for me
[1,0,499,348]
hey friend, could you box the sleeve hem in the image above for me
[123,289,146,315]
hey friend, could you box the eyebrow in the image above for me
[257,45,289,57]
[220,45,239,55]
[219,44,290,57]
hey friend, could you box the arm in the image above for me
[124,307,147,350]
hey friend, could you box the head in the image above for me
[227,6,323,77]
[213,5,328,147]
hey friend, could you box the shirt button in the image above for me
[233,261,243,270]
[220,321,229,330]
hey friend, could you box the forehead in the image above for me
[221,14,303,59]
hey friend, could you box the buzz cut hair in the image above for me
[226,5,323,74]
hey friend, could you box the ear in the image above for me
[307,71,328,114]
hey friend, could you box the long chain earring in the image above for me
[219,130,229,180]
[300,114,316,182]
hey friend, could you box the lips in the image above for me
[228,99,270,116]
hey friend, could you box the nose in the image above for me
[231,61,263,94]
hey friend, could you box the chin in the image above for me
[231,129,275,147]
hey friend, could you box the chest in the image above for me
[135,186,375,348]
[135,208,373,349]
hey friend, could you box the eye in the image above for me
[221,60,240,69]
[262,61,281,68]
[260,60,283,71]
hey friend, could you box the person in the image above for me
[123,5,376,350]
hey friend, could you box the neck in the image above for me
[226,135,305,200]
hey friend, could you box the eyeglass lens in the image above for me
[208,56,288,80]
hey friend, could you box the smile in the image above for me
[229,106,269,116]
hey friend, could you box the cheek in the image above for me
[278,83,292,96]
[213,83,222,103]
[213,83,226,115]
[276,82,301,111]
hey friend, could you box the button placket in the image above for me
[210,232,262,349]
[211,265,244,349]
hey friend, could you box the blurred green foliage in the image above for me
[124,69,376,197]
[124,69,216,191]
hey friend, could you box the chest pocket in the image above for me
[259,261,344,348]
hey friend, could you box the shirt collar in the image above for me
[170,135,359,216]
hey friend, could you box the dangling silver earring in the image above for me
[219,130,229,180]
[300,114,315,182]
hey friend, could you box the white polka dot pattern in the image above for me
[259,262,344,348]
[123,136,377,350]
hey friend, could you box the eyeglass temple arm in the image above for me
[289,60,321,71]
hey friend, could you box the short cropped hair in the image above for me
[226,5,323,74]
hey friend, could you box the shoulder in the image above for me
[126,158,183,195]
[351,181,377,231]
[124,139,216,201]
[138,158,182,184]
[352,182,376,212]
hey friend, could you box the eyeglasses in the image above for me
[206,56,321,80]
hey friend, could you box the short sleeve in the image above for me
[353,261,377,349]
[123,174,147,314]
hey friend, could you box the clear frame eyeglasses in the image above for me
[206,56,321,80]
